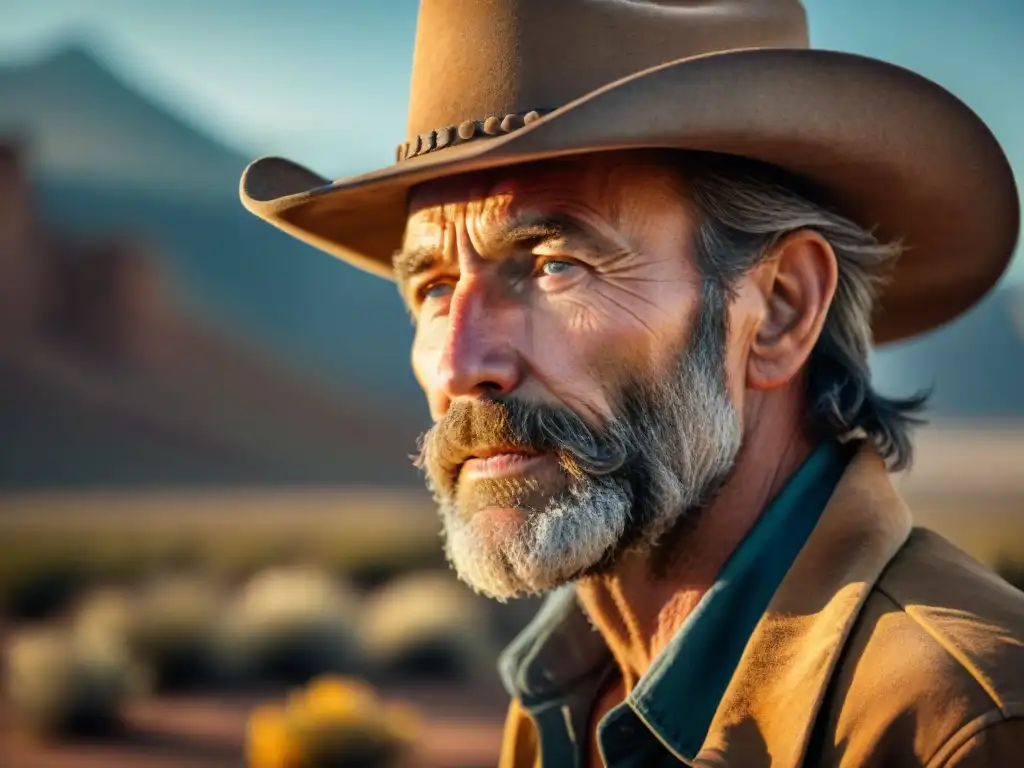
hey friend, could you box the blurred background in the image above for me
[0,1,1021,767]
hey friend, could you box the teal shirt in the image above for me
[497,439,852,767]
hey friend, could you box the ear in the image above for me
[747,230,838,391]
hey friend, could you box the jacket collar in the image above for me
[693,444,913,767]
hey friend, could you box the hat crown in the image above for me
[405,0,808,142]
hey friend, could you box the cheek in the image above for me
[525,306,665,422]
[411,325,446,413]
[568,288,696,387]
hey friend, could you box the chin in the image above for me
[446,539,581,601]
[440,479,633,601]
[465,505,530,547]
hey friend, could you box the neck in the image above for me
[575,393,815,689]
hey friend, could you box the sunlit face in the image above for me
[398,151,743,600]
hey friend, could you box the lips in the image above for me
[458,446,546,480]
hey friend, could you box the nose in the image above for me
[435,276,521,400]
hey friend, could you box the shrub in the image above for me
[0,523,443,622]
[247,675,419,768]
[219,565,364,686]
[360,571,498,684]
[4,625,147,739]
[0,538,91,620]
[70,576,227,692]
[0,531,204,621]
[68,587,136,657]
[128,574,227,691]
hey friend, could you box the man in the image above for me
[241,1,1024,765]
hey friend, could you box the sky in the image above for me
[2,0,1023,282]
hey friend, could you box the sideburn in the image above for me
[647,279,734,579]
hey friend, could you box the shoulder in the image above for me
[876,526,1024,711]
[814,527,1024,767]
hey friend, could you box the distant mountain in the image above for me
[0,44,247,199]
[0,42,424,413]
[32,176,424,412]
[0,129,432,490]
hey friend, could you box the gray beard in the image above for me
[425,292,743,601]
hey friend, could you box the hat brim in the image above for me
[240,47,1019,344]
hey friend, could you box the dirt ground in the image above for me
[0,684,508,768]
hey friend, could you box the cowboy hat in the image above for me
[240,0,1019,344]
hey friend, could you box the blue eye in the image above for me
[422,282,453,299]
[540,260,575,276]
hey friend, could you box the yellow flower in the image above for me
[299,675,380,720]
[247,677,422,767]
[247,704,300,768]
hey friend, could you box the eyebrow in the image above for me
[392,246,438,286]
[392,212,612,286]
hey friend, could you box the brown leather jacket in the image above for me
[498,446,1024,767]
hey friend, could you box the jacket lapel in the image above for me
[693,445,913,768]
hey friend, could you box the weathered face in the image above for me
[397,151,744,600]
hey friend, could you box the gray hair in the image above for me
[674,152,927,471]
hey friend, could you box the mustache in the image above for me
[415,398,638,489]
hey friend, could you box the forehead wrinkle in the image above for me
[445,189,596,262]
[400,195,477,258]
[495,179,633,260]
[501,161,678,261]
[401,156,672,276]
[596,157,686,229]
[464,190,516,259]
[394,211,445,285]
[590,162,693,271]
